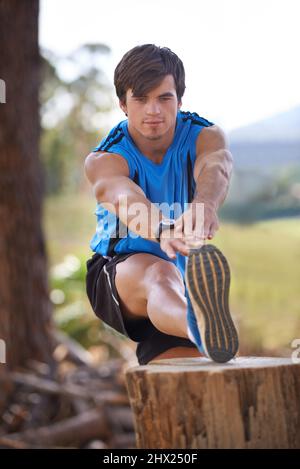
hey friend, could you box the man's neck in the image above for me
[128,123,176,164]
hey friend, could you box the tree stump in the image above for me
[125,357,300,449]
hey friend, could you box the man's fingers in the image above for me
[166,245,176,259]
[207,221,220,239]
[171,239,189,256]
[183,211,194,237]
[183,235,204,248]
[164,239,190,257]
[174,224,183,238]
[203,223,210,239]
[174,212,194,238]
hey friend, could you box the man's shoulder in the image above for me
[93,119,127,153]
[195,124,229,155]
[179,110,214,128]
[178,111,228,147]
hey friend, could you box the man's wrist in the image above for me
[154,218,176,242]
[192,198,218,211]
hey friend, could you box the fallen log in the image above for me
[11,371,129,405]
[107,406,134,432]
[110,433,136,449]
[0,436,29,449]
[53,331,94,366]
[1,407,111,448]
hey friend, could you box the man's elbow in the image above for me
[84,152,96,184]
[94,178,133,208]
[84,153,106,200]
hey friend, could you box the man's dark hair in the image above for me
[114,44,185,103]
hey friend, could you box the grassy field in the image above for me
[213,219,300,353]
[43,193,300,356]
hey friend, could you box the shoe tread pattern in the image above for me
[186,244,239,363]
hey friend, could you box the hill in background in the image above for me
[221,106,300,221]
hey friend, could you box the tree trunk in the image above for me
[0,0,54,369]
[126,356,300,449]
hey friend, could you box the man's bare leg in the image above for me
[115,253,203,359]
[148,346,202,362]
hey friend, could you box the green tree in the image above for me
[40,44,114,195]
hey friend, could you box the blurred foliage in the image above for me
[40,44,114,195]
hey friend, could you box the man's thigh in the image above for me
[115,252,167,320]
[113,253,202,365]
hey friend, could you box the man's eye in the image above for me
[134,97,146,102]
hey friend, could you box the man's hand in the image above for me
[159,201,219,260]
[201,201,220,239]
[159,228,190,260]
[173,201,220,247]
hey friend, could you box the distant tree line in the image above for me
[221,165,300,223]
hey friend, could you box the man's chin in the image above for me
[145,134,163,141]
[143,130,165,141]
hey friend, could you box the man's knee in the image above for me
[144,259,184,293]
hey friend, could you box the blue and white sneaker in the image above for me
[185,244,239,363]
[185,289,207,356]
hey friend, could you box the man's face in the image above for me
[120,74,181,142]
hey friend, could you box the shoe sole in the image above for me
[185,244,239,363]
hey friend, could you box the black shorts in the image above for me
[85,251,197,365]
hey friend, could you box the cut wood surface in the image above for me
[125,356,300,449]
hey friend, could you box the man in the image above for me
[85,44,239,365]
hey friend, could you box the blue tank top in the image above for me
[90,110,214,279]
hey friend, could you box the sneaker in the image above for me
[185,244,239,363]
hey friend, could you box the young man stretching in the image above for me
[85,44,239,365]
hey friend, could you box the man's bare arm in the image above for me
[84,151,159,240]
[193,125,233,210]
[84,151,189,257]
[174,125,233,242]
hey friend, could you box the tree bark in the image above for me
[126,356,300,449]
[0,0,55,369]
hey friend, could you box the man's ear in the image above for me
[178,100,182,110]
[119,99,127,116]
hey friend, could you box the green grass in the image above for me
[213,219,300,352]
[43,193,300,356]
[43,192,96,263]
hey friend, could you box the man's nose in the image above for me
[145,100,161,115]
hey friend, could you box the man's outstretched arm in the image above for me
[193,125,233,239]
[174,125,233,242]
[194,125,233,206]
[84,151,190,258]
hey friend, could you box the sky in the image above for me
[39,0,300,131]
